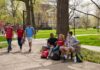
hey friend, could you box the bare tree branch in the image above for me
[91,0,100,10]
[69,0,82,20]
[70,8,100,19]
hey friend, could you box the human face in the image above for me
[58,34,63,40]
[7,24,11,28]
[67,33,71,37]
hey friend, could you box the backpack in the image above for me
[41,50,49,59]
[76,53,83,63]
[51,51,61,60]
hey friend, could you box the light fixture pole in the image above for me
[73,16,80,35]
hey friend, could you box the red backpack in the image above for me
[41,49,49,59]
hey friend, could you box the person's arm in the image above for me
[47,39,51,46]
[72,37,80,46]
[24,29,26,38]
[3,27,6,37]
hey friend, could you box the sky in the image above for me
[48,0,99,15]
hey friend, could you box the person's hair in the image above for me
[69,31,73,36]
[50,33,54,38]
[6,23,10,25]
[58,34,65,41]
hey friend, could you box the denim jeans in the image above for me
[7,38,12,51]
[17,38,23,49]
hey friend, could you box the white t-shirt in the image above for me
[66,36,79,47]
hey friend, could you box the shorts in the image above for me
[68,47,75,51]
[27,37,32,42]
[60,46,75,52]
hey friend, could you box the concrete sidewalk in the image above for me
[0,39,100,70]
[81,45,100,52]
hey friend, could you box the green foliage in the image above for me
[77,35,100,46]
[0,36,6,42]
[72,28,98,34]
[35,28,98,38]
[0,43,7,49]
[81,48,100,64]
[35,30,56,38]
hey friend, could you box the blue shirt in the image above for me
[25,27,34,37]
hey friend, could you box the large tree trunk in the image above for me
[24,0,31,24]
[57,0,69,37]
[30,0,35,27]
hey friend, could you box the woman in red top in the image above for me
[57,34,65,47]
[5,24,13,53]
[16,25,24,51]
[51,34,65,53]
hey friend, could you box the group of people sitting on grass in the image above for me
[41,32,83,63]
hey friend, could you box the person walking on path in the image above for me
[16,25,25,52]
[25,24,35,52]
[4,23,13,53]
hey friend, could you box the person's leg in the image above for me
[28,37,32,52]
[7,38,10,52]
[70,47,76,60]
[60,47,69,61]
[7,38,12,53]
[48,46,53,58]
[18,38,22,51]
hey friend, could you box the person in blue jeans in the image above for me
[4,24,13,53]
[25,24,35,52]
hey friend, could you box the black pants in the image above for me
[7,38,12,51]
[17,38,23,49]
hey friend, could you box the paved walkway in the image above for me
[81,45,100,52]
[0,39,100,70]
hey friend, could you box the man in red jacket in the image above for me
[5,24,13,53]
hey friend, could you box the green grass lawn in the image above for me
[81,48,100,64]
[72,28,98,35]
[35,28,99,38]
[35,30,56,38]
[0,43,7,49]
[77,35,100,46]
[0,36,6,42]
[0,29,100,46]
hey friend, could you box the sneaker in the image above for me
[29,49,31,53]
[7,48,12,53]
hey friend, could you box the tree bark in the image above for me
[30,0,35,27]
[57,0,69,37]
[24,0,31,24]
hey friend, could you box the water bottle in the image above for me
[74,56,77,63]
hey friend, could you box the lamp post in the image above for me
[97,18,100,32]
[73,16,80,35]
